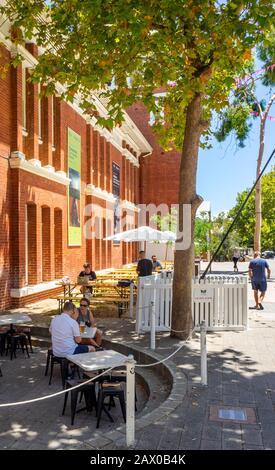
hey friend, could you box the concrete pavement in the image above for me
[1,262,275,450]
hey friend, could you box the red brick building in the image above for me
[127,102,181,208]
[0,30,181,309]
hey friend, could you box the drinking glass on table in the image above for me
[79,321,85,334]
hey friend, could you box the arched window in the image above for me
[26,203,37,284]
[41,206,51,281]
[54,209,63,278]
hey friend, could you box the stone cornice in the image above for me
[121,200,140,212]
[85,184,116,203]
[0,28,150,164]
[10,152,70,185]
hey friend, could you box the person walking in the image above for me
[249,251,271,310]
[232,248,240,272]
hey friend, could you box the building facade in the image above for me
[0,27,181,309]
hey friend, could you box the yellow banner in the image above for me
[68,128,81,246]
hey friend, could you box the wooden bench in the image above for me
[51,294,83,313]
[91,296,130,318]
[51,294,130,317]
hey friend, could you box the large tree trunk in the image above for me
[254,94,275,252]
[171,94,204,340]
[254,119,264,252]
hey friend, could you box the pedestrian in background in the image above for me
[232,248,240,272]
[249,251,271,310]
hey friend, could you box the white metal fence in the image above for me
[136,273,248,333]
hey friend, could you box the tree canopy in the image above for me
[1,0,274,149]
[228,168,275,250]
[2,0,274,338]
[214,27,275,147]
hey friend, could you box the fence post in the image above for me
[126,354,136,447]
[129,282,134,319]
[135,279,141,333]
[200,320,207,386]
[150,300,156,350]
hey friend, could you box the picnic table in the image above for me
[0,313,32,329]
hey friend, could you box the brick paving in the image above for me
[0,267,275,450]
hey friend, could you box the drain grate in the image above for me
[218,408,247,421]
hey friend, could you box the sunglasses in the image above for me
[80,304,88,307]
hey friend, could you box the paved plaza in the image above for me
[0,262,275,450]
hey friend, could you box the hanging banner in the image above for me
[68,128,81,246]
[112,162,120,243]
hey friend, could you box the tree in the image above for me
[194,211,213,258]
[228,168,275,250]
[2,1,274,338]
[215,28,275,251]
[211,212,241,261]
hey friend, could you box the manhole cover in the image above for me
[218,408,247,421]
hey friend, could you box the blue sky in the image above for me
[197,87,275,217]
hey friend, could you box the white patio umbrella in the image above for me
[104,226,176,242]
[161,230,177,242]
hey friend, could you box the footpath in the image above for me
[0,263,275,450]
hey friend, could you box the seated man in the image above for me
[49,301,95,357]
[78,262,97,295]
[151,255,162,272]
[77,298,103,349]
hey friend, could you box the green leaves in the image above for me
[1,0,274,149]
[228,169,275,250]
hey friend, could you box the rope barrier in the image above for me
[0,366,116,408]
[136,326,196,368]
[135,303,195,335]
[0,325,197,407]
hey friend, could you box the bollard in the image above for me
[126,354,136,447]
[200,320,207,386]
[150,300,156,350]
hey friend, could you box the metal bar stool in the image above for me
[96,382,126,428]
[6,333,30,360]
[62,379,97,425]
[48,353,69,389]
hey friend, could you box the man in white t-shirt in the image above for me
[49,301,95,357]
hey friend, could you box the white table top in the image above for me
[0,313,32,326]
[80,326,97,338]
[66,349,128,372]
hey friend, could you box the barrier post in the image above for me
[200,320,207,386]
[130,282,134,318]
[150,300,156,350]
[126,354,136,447]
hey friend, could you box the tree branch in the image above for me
[263,93,275,122]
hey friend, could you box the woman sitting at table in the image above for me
[77,298,103,350]
[78,262,97,296]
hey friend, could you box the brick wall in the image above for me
[0,42,139,309]
[127,102,181,207]
[0,46,11,309]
